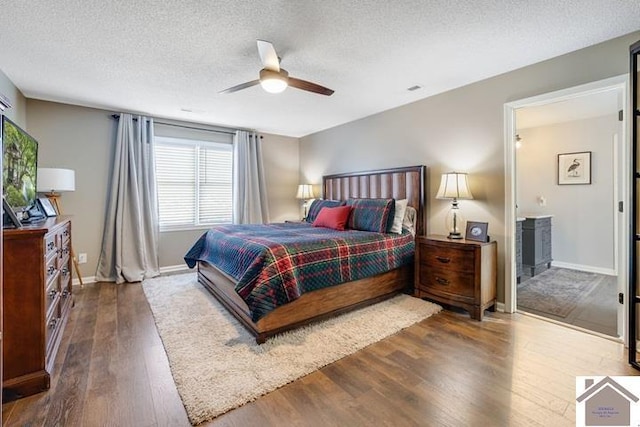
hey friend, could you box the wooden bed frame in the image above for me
[197,165,427,343]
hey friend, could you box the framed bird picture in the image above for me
[558,151,591,185]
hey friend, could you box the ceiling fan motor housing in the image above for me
[260,68,289,82]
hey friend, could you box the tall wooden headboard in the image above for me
[322,165,427,235]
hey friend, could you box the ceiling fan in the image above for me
[219,40,334,96]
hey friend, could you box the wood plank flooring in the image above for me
[2,280,638,426]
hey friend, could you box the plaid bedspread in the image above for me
[184,222,414,321]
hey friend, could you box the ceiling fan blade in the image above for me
[288,77,334,96]
[219,79,260,94]
[257,40,280,71]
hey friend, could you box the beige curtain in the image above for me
[232,130,270,224]
[96,113,159,283]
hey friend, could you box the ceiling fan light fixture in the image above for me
[260,68,289,94]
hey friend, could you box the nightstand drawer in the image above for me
[418,267,475,298]
[419,243,475,273]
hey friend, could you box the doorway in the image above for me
[504,75,629,342]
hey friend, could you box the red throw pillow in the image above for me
[313,206,352,231]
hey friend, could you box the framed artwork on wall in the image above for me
[558,151,592,185]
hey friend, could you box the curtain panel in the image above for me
[96,113,160,283]
[232,130,270,224]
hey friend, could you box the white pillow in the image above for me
[389,199,408,234]
[403,206,417,236]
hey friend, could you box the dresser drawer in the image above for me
[60,223,71,243]
[44,232,57,261]
[420,243,475,273]
[45,298,61,356]
[45,254,58,285]
[45,277,60,320]
[418,266,475,298]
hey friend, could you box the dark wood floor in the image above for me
[3,281,638,426]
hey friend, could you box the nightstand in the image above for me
[414,235,497,320]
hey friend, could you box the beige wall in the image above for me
[300,31,640,303]
[25,99,300,277]
[517,115,619,271]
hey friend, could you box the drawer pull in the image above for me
[49,289,58,300]
[435,256,451,264]
[435,277,449,286]
[63,229,70,237]
[47,241,55,251]
[61,267,69,276]
[47,266,56,276]
[62,289,70,298]
[48,318,58,330]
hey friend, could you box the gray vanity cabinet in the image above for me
[521,216,552,277]
[516,219,524,282]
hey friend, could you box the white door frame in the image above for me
[503,75,629,341]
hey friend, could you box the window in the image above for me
[155,136,233,230]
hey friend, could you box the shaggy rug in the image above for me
[142,273,441,425]
[517,267,602,317]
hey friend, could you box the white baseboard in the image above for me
[551,261,615,276]
[71,264,190,287]
[73,276,96,286]
[496,302,505,313]
[159,264,191,274]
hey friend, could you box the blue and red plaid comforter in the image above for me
[184,222,414,321]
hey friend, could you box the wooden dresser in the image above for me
[414,235,497,320]
[2,217,73,400]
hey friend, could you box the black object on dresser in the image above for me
[521,216,552,277]
[2,217,73,401]
[414,235,497,320]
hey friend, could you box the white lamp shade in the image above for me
[37,168,76,193]
[296,184,315,199]
[435,172,473,200]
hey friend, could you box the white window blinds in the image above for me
[155,136,232,230]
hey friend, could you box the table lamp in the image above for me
[436,172,473,239]
[296,184,315,220]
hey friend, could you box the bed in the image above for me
[189,165,426,343]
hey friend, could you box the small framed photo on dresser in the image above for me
[465,221,488,242]
[37,197,57,217]
[2,197,22,229]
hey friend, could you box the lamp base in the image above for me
[447,232,463,240]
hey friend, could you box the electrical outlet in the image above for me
[78,253,88,264]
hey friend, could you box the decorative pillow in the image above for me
[346,198,395,233]
[389,199,408,234]
[305,199,345,223]
[312,206,352,231]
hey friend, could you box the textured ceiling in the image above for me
[0,1,639,137]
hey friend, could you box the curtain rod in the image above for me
[110,114,262,138]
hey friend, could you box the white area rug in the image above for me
[142,273,441,425]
